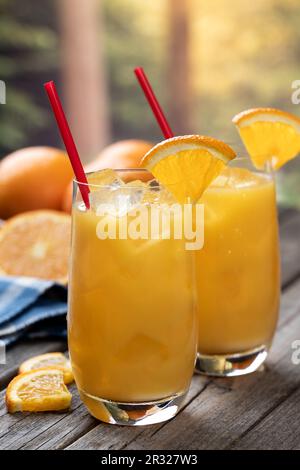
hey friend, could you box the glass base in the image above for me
[195,345,268,377]
[79,389,186,425]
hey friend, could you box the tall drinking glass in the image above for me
[68,169,197,425]
[195,157,280,376]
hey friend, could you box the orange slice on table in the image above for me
[6,368,72,413]
[19,353,73,384]
[141,135,236,203]
[0,210,71,284]
[233,107,300,170]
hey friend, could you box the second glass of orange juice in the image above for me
[196,158,280,376]
[68,169,197,425]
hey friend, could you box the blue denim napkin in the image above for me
[0,276,67,346]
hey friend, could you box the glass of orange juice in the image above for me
[68,169,197,425]
[195,157,280,376]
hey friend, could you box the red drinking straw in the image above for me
[44,81,90,209]
[134,67,174,139]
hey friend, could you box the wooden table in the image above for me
[0,208,300,451]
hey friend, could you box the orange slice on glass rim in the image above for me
[141,135,236,203]
[6,368,72,413]
[19,353,73,384]
[233,107,300,170]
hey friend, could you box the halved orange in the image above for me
[0,210,71,283]
[6,368,72,413]
[141,135,236,202]
[233,108,300,170]
[19,353,73,384]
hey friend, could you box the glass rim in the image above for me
[74,168,163,190]
[72,168,168,191]
[73,156,271,191]
[228,156,273,174]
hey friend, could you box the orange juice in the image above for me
[68,170,197,424]
[196,165,280,374]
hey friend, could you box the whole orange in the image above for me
[62,139,153,213]
[0,147,73,219]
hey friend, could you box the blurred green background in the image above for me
[0,0,300,206]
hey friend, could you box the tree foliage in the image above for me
[0,0,58,156]
[1,0,300,169]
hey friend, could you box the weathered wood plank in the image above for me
[0,340,66,390]
[0,370,208,450]
[278,207,297,223]
[230,385,300,450]
[21,401,97,450]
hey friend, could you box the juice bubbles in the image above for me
[68,170,197,424]
[196,165,280,375]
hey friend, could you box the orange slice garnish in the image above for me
[6,368,72,413]
[0,210,71,283]
[141,135,236,202]
[19,353,73,384]
[233,107,300,170]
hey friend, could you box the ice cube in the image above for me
[88,169,124,211]
[142,179,175,205]
[110,186,144,217]
[91,179,146,217]
[158,187,177,205]
[142,185,160,204]
[88,169,123,190]
[77,201,87,212]
[116,334,168,362]
[126,180,147,189]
